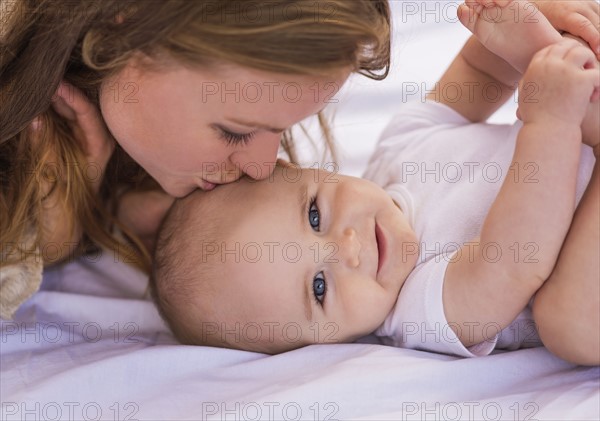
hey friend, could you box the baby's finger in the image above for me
[565,43,599,68]
[586,71,600,103]
[590,87,600,103]
[588,60,600,85]
[563,12,600,57]
[536,40,576,62]
[583,57,600,102]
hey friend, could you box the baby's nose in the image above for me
[339,228,361,268]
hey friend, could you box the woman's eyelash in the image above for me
[219,128,255,146]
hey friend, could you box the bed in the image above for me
[2,2,599,420]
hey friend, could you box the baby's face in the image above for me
[204,165,418,351]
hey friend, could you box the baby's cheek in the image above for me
[345,308,381,339]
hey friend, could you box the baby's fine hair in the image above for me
[151,187,225,346]
[151,183,276,352]
[151,169,304,354]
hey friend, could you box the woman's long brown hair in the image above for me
[0,0,391,273]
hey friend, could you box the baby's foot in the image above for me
[458,0,562,73]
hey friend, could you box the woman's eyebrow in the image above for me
[225,117,285,133]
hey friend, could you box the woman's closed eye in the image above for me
[217,126,255,146]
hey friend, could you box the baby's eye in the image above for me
[313,271,326,306]
[308,196,320,231]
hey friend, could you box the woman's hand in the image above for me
[530,0,600,58]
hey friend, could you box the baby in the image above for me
[151,0,600,364]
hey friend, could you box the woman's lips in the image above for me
[375,222,386,277]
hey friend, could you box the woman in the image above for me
[0,0,390,318]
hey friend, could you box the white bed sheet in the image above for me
[2,251,599,421]
[2,2,599,420]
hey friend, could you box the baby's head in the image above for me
[152,162,418,353]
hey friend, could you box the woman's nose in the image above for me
[230,133,281,180]
[337,228,361,268]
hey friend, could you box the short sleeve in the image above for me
[378,100,471,144]
[375,252,499,358]
[363,101,472,186]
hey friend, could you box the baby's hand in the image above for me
[529,0,600,58]
[518,40,600,127]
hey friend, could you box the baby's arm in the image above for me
[425,35,520,122]
[532,153,599,365]
[529,34,600,363]
[442,41,599,347]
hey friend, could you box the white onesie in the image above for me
[363,100,595,357]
